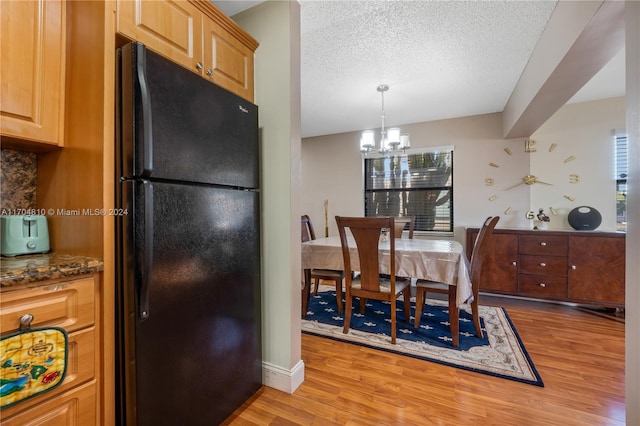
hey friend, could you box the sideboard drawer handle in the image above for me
[539,283,547,287]
[539,262,546,267]
[571,265,576,270]
[540,242,547,246]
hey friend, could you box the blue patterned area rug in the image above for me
[302,290,544,387]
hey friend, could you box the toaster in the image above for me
[0,215,50,256]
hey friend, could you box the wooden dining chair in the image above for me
[414,216,499,347]
[301,215,345,313]
[335,216,411,344]
[394,215,415,239]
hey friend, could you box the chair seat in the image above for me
[351,277,410,293]
[415,280,448,292]
[312,269,343,278]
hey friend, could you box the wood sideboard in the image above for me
[466,228,625,307]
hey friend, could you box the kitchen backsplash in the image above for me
[1,149,37,211]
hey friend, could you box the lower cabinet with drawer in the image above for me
[0,275,100,424]
[466,228,625,307]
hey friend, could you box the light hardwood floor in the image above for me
[224,295,625,425]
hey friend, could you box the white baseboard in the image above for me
[262,360,305,394]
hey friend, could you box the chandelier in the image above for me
[360,84,410,155]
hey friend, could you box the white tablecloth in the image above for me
[302,236,472,306]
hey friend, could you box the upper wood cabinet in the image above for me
[202,17,254,102]
[116,0,203,73]
[0,0,66,149]
[116,0,258,102]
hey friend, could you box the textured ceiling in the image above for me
[214,1,625,138]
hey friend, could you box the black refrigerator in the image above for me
[115,42,262,426]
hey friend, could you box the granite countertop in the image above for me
[0,253,104,288]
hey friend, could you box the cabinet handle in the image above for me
[511,261,517,266]
[195,62,204,71]
[539,262,546,267]
[539,283,547,288]
[20,313,34,330]
[540,242,547,246]
[571,265,576,270]
[206,69,213,76]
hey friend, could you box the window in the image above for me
[363,147,453,232]
[615,135,627,231]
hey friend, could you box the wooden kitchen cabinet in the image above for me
[116,0,258,101]
[0,275,100,424]
[0,0,66,149]
[201,16,255,102]
[466,228,625,307]
[0,381,96,426]
[116,0,203,73]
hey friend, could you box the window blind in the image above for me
[363,149,453,232]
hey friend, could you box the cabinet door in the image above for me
[568,236,625,306]
[478,233,518,293]
[0,0,65,146]
[0,381,96,426]
[0,328,96,418]
[116,0,203,75]
[202,18,254,102]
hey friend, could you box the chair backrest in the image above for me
[394,216,415,239]
[469,216,499,294]
[335,216,396,293]
[301,214,316,243]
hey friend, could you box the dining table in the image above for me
[301,236,472,318]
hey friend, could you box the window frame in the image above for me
[362,145,454,235]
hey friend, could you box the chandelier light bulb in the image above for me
[387,128,401,148]
[360,130,375,152]
[400,133,410,149]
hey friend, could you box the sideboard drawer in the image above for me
[518,274,567,298]
[518,255,567,276]
[519,235,568,256]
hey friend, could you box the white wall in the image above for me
[625,1,640,422]
[234,0,304,393]
[530,97,625,231]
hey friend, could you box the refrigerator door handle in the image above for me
[135,43,153,176]
[138,179,154,320]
